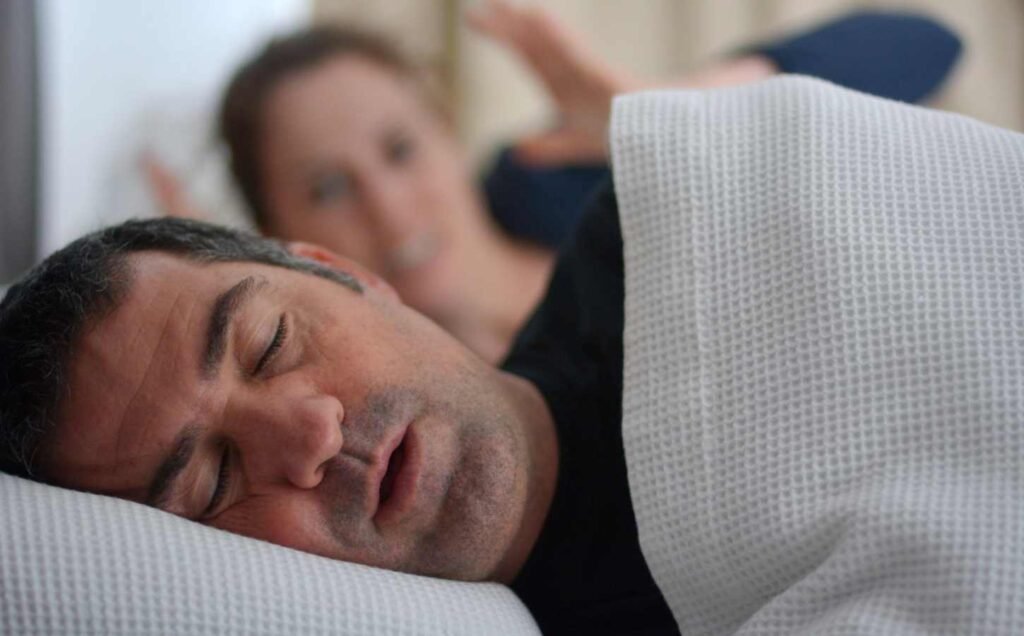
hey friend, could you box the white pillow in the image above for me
[0,473,539,634]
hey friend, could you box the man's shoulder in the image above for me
[502,180,623,385]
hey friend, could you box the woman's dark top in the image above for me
[483,11,962,248]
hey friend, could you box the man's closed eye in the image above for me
[254,313,289,376]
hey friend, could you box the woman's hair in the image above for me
[218,25,429,228]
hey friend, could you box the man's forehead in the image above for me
[93,252,215,364]
[45,253,219,483]
[128,250,225,282]
[45,250,354,484]
[128,251,308,290]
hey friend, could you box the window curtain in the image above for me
[0,0,38,283]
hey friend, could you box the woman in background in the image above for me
[208,1,961,363]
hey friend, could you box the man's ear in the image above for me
[286,241,399,301]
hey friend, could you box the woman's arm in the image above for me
[470,2,962,165]
[746,11,962,104]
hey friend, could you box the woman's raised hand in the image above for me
[467,0,641,165]
[141,153,206,219]
[468,1,777,166]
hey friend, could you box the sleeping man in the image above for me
[2,77,1024,635]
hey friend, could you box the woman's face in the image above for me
[258,55,483,318]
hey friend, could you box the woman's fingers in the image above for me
[140,152,205,219]
[468,1,632,164]
[467,0,611,96]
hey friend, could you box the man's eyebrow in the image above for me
[145,276,267,511]
[146,425,200,509]
[201,275,265,379]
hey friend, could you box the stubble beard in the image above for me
[322,378,527,582]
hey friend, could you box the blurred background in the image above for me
[2,0,1023,287]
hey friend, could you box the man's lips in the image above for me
[372,422,422,527]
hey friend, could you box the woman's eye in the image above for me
[253,314,288,376]
[310,172,350,207]
[385,134,416,165]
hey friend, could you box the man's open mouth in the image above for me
[378,439,406,506]
[373,422,423,527]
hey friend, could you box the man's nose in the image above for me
[231,393,345,490]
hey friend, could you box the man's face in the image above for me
[43,251,534,580]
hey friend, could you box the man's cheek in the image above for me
[213,497,334,556]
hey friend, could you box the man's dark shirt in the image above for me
[502,185,680,635]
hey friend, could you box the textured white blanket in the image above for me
[612,77,1024,635]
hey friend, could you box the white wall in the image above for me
[38,0,311,257]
